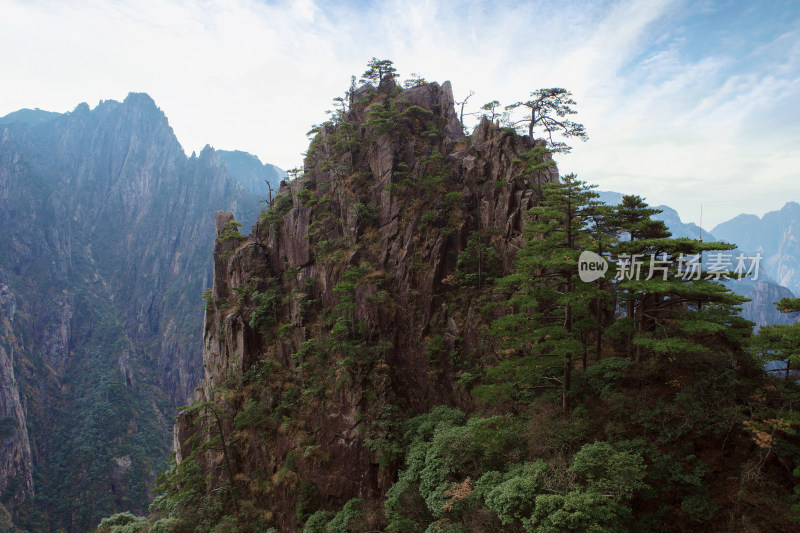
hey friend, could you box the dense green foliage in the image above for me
[26,303,171,532]
[482,174,605,410]
[751,297,800,379]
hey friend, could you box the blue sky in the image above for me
[1,0,799,228]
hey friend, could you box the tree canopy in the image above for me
[506,88,587,152]
[359,57,398,86]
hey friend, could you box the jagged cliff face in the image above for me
[740,281,796,328]
[712,202,800,294]
[0,268,33,517]
[0,96,264,529]
[175,80,557,530]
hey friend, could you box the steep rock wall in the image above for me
[0,95,265,528]
[0,267,33,513]
[176,80,558,530]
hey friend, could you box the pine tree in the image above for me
[608,196,751,362]
[359,58,398,86]
[455,229,502,290]
[776,298,800,314]
[505,88,587,152]
[584,199,619,364]
[751,299,800,380]
[608,195,672,359]
[488,174,603,412]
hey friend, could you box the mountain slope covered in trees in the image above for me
[131,65,800,533]
[0,95,272,531]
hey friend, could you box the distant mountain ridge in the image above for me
[712,201,800,294]
[0,93,277,529]
[0,107,61,126]
[216,149,286,197]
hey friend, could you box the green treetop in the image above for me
[608,196,751,362]
[751,298,800,380]
[486,174,607,412]
[505,88,587,153]
[360,57,398,86]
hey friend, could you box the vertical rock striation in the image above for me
[174,80,558,530]
[0,94,266,528]
[0,267,33,515]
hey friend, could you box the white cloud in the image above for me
[1,0,798,227]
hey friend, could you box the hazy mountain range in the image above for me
[0,94,281,530]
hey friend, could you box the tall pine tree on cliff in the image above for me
[486,174,608,412]
[608,196,751,362]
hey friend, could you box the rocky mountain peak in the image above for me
[123,91,158,108]
[214,209,236,236]
[713,201,800,293]
[174,79,558,530]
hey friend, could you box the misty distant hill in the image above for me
[216,149,286,198]
[712,201,800,294]
[0,107,61,126]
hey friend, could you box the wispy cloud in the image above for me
[1,0,798,226]
[560,1,800,226]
